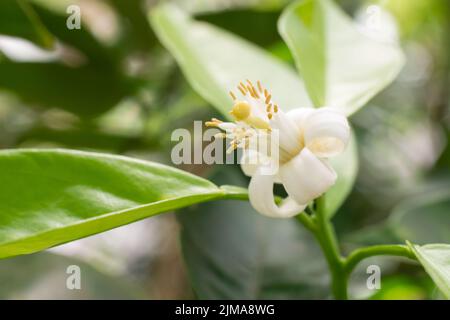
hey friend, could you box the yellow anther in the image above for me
[246,85,255,98]
[229,91,236,101]
[268,113,273,120]
[257,81,263,93]
[265,94,272,104]
[266,103,272,112]
[230,101,251,121]
[237,85,246,96]
[274,104,279,113]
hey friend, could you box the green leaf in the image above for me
[278,0,405,115]
[407,242,450,299]
[0,0,53,48]
[390,191,450,244]
[0,149,225,259]
[325,132,358,218]
[179,169,329,299]
[150,3,313,117]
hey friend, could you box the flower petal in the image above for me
[240,149,263,177]
[279,148,337,205]
[249,165,306,218]
[286,108,314,130]
[303,107,350,158]
[240,150,283,183]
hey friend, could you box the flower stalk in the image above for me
[296,196,418,300]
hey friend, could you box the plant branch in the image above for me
[312,196,348,299]
[344,244,416,275]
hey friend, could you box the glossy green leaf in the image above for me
[390,191,450,244]
[150,3,313,117]
[278,0,405,115]
[0,149,225,259]
[408,242,450,299]
[179,169,329,299]
[0,0,53,48]
[325,132,358,218]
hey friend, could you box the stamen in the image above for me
[229,91,236,101]
[264,89,268,98]
[237,85,246,96]
[265,94,272,104]
[268,113,273,120]
[257,81,263,93]
[205,118,222,127]
[274,104,279,113]
[266,103,272,112]
[247,85,256,98]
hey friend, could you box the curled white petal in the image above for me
[302,107,350,158]
[279,148,337,205]
[286,108,314,131]
[249,165,306,218]
[269,110,303,157]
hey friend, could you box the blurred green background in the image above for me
[0,0,448,299]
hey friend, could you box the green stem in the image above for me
[225,188,418,299]
[312,196,348,300]
[344,244,416,275]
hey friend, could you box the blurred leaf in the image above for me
[179,168,329,299]
[343,224,402,247]
[0,3,136,117]
[0,149,225,259]
[174,0,293,14]
[0,252,144,299]
[31,3,116,66]
[0,61,133,117]
[368,275,432,300]
[0,0,53,48]
[408,242,450,299]
[197,9,281,48]
[108,0,157,52]
[150,3,313,118]
[325,132,358,218]
[390,191,450,244]
[278,0,405,115]
[17,126,154,152]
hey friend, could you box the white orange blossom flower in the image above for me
[206,80,350,218]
